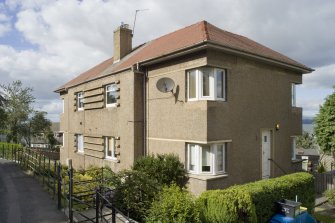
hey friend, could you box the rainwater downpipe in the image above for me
[143,66,148,156]
[136,62,148,156]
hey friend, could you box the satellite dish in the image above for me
[156,77,175,93]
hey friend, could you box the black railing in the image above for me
[268,158,287,175]
[0,144,133,223]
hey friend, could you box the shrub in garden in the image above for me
[324,189,335,205]
[146,184,200,223]
[132,153,188,187]
[197,187,257,223]
[112,170,160,222]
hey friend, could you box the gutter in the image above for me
[138,41,314,74]
[206,41,314,74]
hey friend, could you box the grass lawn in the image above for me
[314,213,335,223]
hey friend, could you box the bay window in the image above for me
[187,143,227,175]
[187,67,226,101]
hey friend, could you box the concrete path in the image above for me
[0,159,68,223]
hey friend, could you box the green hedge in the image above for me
[197,172,315,223]
[198,187,257,223]
[146,184,200,223]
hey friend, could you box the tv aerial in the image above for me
[156,77,175,93]
[132,9,149,36]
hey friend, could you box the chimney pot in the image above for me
[114,24,132,62]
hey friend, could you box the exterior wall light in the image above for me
[275,124,280,131]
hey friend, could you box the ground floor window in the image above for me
[76,134,84,153]
[104,136,117,160]
[187,143,227,175]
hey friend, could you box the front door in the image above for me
[261,130,272,179]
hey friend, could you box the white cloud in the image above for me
[302,64,335,89]
[0,12,11,37]
[1,0,335,121]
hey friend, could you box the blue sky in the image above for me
[0,0,334,121]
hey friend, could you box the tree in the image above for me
[0,80,35,143]
[20,111,52,146]
[296,131,316,150]
[0,95,6,133]
[315,87,335,157]
[47,130,59,150]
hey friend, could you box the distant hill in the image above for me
[303,117,314,124]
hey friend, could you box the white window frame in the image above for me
[291,83,296,107]
[106,84,118,107]
[187,67,226,101]
[76,134,84,153]
[291,136,297,160]
[187,143,226,175]
[62,98,65,113]
[104,136,117,160]
[77,92,84,111]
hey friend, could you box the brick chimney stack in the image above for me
[113,23,132,62]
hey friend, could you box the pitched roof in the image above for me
[56,21,313,92]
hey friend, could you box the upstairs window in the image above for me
[187,67,226,101]
[291,83,296,107]
[105,136,117,160]
[76,134,84,153]
[187,143,227,175]
[77,92,84,111]
[106,84,118,107]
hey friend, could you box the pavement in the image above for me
[0,159,68,223]
[315,195,328,206]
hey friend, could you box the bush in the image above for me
[197,172,315,223]
[197,187,257,223]
[324,188,335,205]
[146,184,200,223]
[112,170,160,222]
[317,161,326,173]
[133,154,187,187]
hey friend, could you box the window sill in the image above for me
[105,157,119,163]
[106,103,119,109]
[76,151,84,155]
[187,99,226,102]
[188,173,228,181]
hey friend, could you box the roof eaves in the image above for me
[207,41,314,74]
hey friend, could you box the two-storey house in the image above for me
[56,21,313,194]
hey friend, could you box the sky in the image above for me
[0,0,334,122]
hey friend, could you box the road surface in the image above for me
[0,159,67,223]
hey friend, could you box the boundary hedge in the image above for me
[197,172,315,223]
